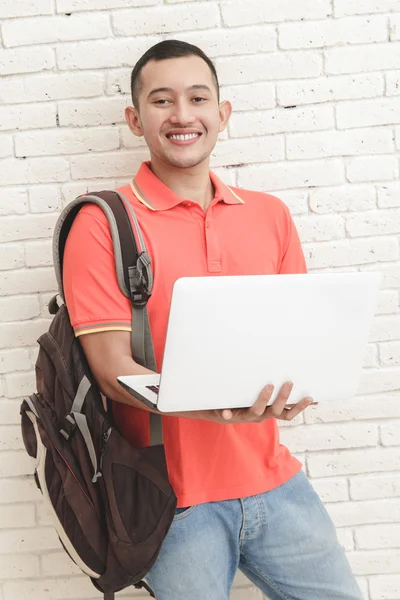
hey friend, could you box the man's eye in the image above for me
[192,97,206,103]
[154,99,171,105]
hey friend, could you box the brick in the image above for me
[0,244,24,271]
[25,240,53,268]
[294,214,345,242]
[307,447,400,478]
[57,0,158,11]
[310,477,349,502]
[305,392,400,424]
[386,71,400,96]
[70,150,145,180]
[0,135,13,159]
[287,127,393,160]
[0,349,31,374]
[272,190,308,215]
[358,368,400,394]
[0,295,41,322]
[0,158,70,186]
[230,104,334,138]
[61,179,129,206]
[0,0,52,18]
[0,46,55,76]
[0,400,22,425]
[0,477,38,504]
[350,473,400,500]
[3,576,101,600]
[0,451,35,478]
[0,527,59,554]
[306,237,398,269]
[40,552,81,577]
[178,26,277,58]
[281,422,378,453]
[120,126,152,149]
[56,37,159,70]
[0,269,56,297]
[217,52,322,85]
[377,183,400,208]
[221,82,276,112]
[2,13,111,48]
[238,158,344,192]
[337,98,400,129]
[58,97,128,127]
[0,503,35,528]
[0,103,56,132]
[1,72,104,104]
[348,549,400,575]
[0,425,25,451]
[29,186,61,213]
[16,127,120,157]
[329,498,400,528]
[334,0,400,16]
[370,575,400,599]
[0,319,51,349]
[0,188,28,216]
[277,74,384,107]
[381,421,400,446]
[0,214,58,243]
[325,42,400,75]
[5,371,36,399]
[211,136,284,169]
[376,290,399,315]
[106,68,131,95]
[347,156,398,183]
[309,184,376,214]
[370,314,400,343]
[380,341,400,366]
[279,15,387,49]
[221,0,331,26]
[0,554,39,579]
[345,209,400,237]
[113,3,218,36]
[390,14,400,40]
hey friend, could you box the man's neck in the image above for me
[149,157,214,211]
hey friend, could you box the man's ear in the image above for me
[125,106,144,137]
[218,100,232,134]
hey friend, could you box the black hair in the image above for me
[130,39,220,107]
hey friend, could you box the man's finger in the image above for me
[248,384,274,418]
[280,397,313,421]
[268,381,294,417]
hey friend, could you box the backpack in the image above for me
[20,191,177,599]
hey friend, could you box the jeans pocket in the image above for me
[173,506,196,521]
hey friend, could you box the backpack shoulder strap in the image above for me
[53,191,162,445]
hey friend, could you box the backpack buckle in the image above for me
[128,251,152,307]
[60,414,76,441]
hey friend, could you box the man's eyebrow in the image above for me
[147,84,213,99]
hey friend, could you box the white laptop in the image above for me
[117,273,381,413]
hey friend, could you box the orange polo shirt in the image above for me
[63,161,306,507]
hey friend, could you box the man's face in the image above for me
[126,55,231,169]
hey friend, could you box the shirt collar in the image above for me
[130,161,244,211]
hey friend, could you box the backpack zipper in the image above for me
[99,428,112,473]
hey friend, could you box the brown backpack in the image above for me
[20,191,177,599]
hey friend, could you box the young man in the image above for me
[63,41,363,600]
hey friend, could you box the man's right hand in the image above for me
[199,382,314,424]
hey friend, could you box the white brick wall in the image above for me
[0,1,399,599]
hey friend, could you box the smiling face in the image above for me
[125,55,231,170]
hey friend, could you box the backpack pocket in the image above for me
[100,428,176,578]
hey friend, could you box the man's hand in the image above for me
[203,382,314,424]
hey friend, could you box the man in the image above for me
[63,40,363,600]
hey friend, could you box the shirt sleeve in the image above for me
[279,205,307,275]
[63,204,132,337]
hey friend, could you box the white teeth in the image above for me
[169,133,199,141]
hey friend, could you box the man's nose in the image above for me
[169,100,195,125]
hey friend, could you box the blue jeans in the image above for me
[146,470,363,600]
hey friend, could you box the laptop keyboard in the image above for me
[146,385,160,395]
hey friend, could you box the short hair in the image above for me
[130,39,220,108]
